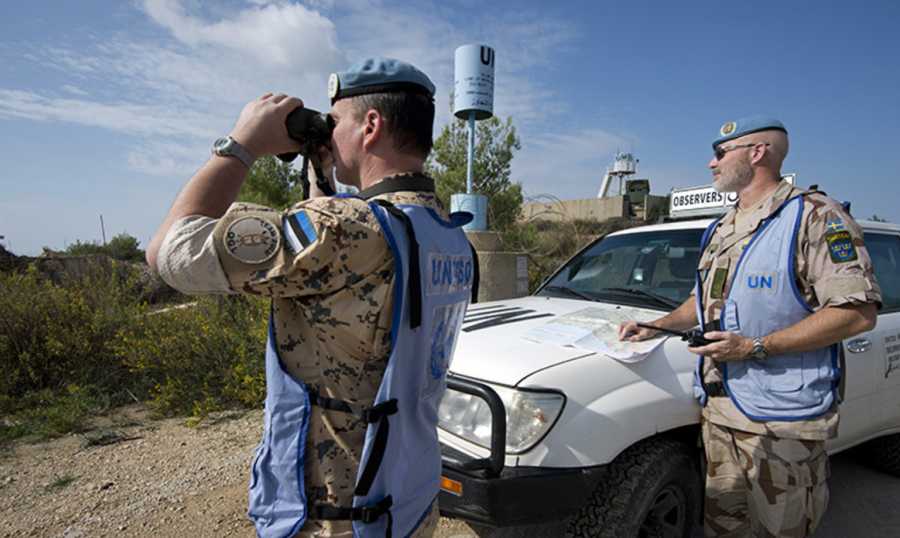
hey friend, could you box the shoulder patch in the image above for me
[283,210,318,253]
[825,230,858,264]
[224,216,281,264]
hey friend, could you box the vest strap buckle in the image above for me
[361,399,398,423]
[308,390,398,423]
[310,495,393,523]
[358,495,393,523]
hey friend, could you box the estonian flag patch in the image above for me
[283,210,318,253]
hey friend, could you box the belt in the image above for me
[704,381,728,398]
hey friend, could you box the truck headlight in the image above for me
[438,382,565,454]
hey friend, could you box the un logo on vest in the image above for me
[747,274,774,290]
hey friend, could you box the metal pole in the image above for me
[100,214,107,245]
[466,111,475,194]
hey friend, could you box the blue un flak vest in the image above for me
[692,194,840,421]
[248,199,476,538]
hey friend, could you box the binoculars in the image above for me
[277,107,336,196]
[277,107,334,164]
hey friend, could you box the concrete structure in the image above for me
[521,193,669,223]
[466,231,529,302]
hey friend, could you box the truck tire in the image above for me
[860,433,900,477]
[565,437,702,538]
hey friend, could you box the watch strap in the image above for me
[213,136,256,168]
[751,337,768,360]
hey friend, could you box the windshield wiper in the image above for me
[542,285,596,301]
[598,287,680,309]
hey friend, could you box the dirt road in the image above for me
[0,406,474,538]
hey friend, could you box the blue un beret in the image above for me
[712,116,787,148]
[328,57,435,105]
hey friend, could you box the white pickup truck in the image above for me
[436,215,900,538]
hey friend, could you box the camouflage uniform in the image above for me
[702,420,830,537]
[158,184,443,538]
[696,180,881,536]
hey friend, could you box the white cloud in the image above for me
[142,0,343,70]
[3,0,601,183]
[43,46,106,75]
[0,89,219,139]
[61,84,90,96]
[127,139,211,178]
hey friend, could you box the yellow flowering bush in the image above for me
[1,261,268,440]
[0,262,142,401]
[114,295,268,417]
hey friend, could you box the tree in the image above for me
[105,233,144,262]
[427,115,523,230]
[64,233,144,262]
[871,214,888,222]
[237,156,304,210]
[64,240,106,257]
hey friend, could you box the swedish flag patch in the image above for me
[825,230,857,263]
[825,217,847,233]
[283,210,318,253]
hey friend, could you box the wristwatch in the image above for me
[749,337,769,360]
[212,136,256,168]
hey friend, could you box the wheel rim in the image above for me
[638,484,687,538]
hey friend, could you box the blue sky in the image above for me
[1,0,898,255]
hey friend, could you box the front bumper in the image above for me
[439,444,607,527]
[438,375,605,527]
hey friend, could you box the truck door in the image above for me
[830,231,900,448]
[866,232,900,431]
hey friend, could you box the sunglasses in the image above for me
[714,142,770,161]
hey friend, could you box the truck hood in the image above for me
[449,296,660,386]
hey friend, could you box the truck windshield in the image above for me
[537,229,704,310]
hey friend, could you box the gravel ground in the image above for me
[4,405,894,537]
[0,406,477,538]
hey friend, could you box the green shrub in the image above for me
[0,262,146,441]
[0,385,111,443]
[0,260,268,441]
[64,233,145,263]
[0,262,144,400]
[114,295,268,418]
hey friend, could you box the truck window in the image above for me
[539,229,704,306]
[867,233,900,312]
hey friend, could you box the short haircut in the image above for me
[350,92,435,158]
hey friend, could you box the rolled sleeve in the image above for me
[800,197,882,309]
[210,199,391,298]
[157,215,235,295]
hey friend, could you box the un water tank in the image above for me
[453,44,495,120]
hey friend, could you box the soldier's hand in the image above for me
[229,93,303,158]
[688,331,753,361]
[619,320,658,342]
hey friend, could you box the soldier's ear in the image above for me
[749,142,769,166]
[362,109,384,150]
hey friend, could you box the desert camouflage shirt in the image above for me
[697,180,882,440]
[156,180,443,538]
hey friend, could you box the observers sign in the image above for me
[669,174,796,218]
